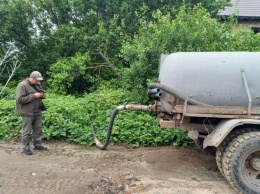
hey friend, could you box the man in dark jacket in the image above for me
[16,71,48,155]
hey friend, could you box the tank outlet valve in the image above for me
[148,88,160,94]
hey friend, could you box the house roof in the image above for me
[218,0,260,19]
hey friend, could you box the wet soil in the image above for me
[0,141,238,194]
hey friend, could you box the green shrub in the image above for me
[0,88,194,148]
[0,99,21,140]
[0,85,16,100]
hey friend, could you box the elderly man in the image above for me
[16,71,48,155]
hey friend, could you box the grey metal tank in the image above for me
[158,52,260,106]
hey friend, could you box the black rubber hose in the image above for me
[91,107,120,150]
[91,104,154,150]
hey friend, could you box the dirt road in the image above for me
[0,141,238,194]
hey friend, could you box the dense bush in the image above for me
[0,86,20,140]
[0,102,21,140]
[0,87,194,147]
[120,5,260,103]
[3,3,259,149]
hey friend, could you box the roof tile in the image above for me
[218,0,260,18]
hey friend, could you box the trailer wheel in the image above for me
[222,132,260,194]
[216,128,258,177]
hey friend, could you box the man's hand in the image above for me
[41,93,46,98]
[34,92,45,98]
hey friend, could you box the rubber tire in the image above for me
[216,128,258,177]
[222,131,260,194]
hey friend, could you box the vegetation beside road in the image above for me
[1,1,260,147]
[0,85,193,147]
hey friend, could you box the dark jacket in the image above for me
[15,79,44,116]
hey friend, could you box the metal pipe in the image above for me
[150,92,162,98]
[241,69,252,115]
[148,88,160,94]
[91,104,155,150]
[148,83,212,106]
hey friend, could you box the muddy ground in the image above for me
[0,141,238,194]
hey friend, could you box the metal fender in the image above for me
[203,119,260,148]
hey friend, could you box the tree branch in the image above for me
[97,48,121,77]
[0,42,22,96]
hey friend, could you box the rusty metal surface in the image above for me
[118,104,156,112]
[171,104,260,119]
[173,105,260,115]
[159,119,176,128]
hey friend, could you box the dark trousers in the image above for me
[21,115,43,148]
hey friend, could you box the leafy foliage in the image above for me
[120,5,260,103]
[0,85,16,100]
[0,0,230,87]
[0,99,21,140]
[0,88,194,147]
[2,1,260,149]
[47,52,91,94]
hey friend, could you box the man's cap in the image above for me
[30,71,43,81]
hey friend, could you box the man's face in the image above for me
[30,77,41,85]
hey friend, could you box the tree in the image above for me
[120,5,260,103]
[0,42,22,95]
[0,0,231,92]
[47,52,91,94]
[0,0,38,82]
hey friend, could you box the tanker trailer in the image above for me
[91,52,260,194]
